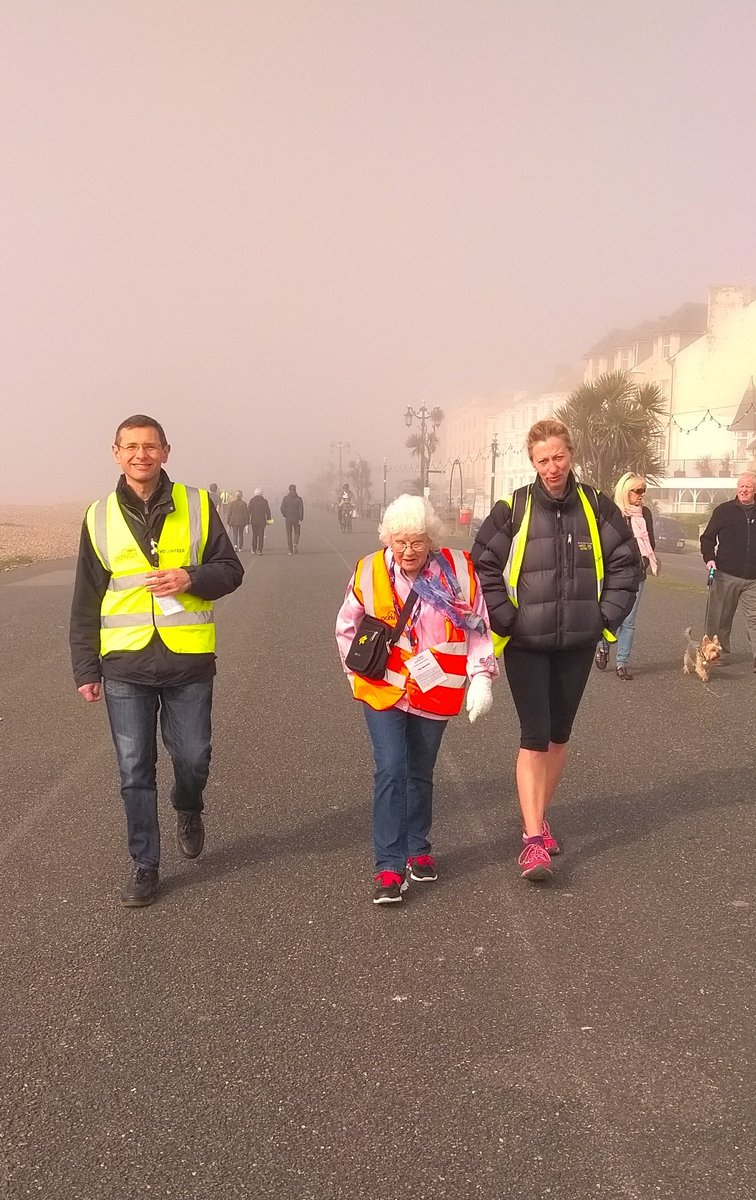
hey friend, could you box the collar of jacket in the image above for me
[532,471,578,512]
[116,470,176,519]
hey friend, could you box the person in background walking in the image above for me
[69,414,243,908]
[281,483,304,554]
[700,471,756,668]
[336,495,496,904]
[227,490,248,552]
[472,418,639,883]
[208,483,221,510]
[594,472,657,680]
[219,488,231,525]
[248,487,272,555]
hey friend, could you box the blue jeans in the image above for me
[616,581,645,667]
[104,678,213,868]
[363,706,448,874]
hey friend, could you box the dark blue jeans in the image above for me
[104,678,213,869]
[363,706,448,875]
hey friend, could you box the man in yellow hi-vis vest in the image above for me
[69,415,243,908]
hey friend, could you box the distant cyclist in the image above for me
[337,484,356,533]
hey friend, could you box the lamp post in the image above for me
[331,440,350,483]
[404,403,443,497]
[489,433,499,510]
[382,456,388,514]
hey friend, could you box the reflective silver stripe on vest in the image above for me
[185,486,203,565]
[101,610,214,628]
[101,612,154,627]
[445,549,472,604]
[154,610,214,627]
[94,499,111,570]
[359,553,377,611]
[108,572,150,591]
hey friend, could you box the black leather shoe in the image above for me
[121,865,159,908]
[595,642,609,671]
[176,811,205,859]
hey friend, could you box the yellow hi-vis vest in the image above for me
[492,483,617,657]
[350,548,474,716]
[85,484,215,656]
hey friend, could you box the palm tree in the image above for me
[347,457,372,515]
[555,371,665,492]
[405,408,444,492]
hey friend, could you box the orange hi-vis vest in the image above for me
[350,548,476,717]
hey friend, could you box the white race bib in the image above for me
[405,649,447,693]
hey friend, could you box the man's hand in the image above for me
[705,560,716,571]
[78,683,102,703]
[145,568,191,597]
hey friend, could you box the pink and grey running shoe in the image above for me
[517,843,553,881]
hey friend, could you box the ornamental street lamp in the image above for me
[489,433,499,510]
[404,404,443,497]
[331,440,350,483]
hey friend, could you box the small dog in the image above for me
[683,627,722,682]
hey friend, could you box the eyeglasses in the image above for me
[629,487,646,495]
[393,538,428,553]
[116,443,164,454]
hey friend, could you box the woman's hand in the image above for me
[466,675,493,724]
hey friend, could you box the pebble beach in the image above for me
[0,504,84,567]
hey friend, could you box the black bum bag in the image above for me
[344,588,418,681]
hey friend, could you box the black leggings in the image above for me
[504,646,594,751]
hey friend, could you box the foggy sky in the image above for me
[2,0,755,503]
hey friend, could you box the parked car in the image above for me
[654,514,687,553]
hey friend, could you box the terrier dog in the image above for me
[682,627,722,682]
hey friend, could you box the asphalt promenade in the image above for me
[1,510,754,1200]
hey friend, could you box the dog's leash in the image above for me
[703,565,716,632]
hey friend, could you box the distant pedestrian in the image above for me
[219,488,231,524]
[700,471,756,667]
[208,483,221,510]
[227,490,248,551]
[280,484,304,554]
[248,487,272,555]
[594,473,657,680]
[69,414,243,908]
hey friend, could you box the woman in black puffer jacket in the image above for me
[471,418,640,883]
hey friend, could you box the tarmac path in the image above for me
[0,512,753,1200]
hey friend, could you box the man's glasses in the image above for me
[393,538,428,553]
[116,443,164,454]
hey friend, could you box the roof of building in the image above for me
[583,302,707,359]
[728,377,756,432]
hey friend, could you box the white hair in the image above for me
[378,494,444,547]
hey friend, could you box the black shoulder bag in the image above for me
[344,588,418,680]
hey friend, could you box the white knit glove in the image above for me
[466,674,493,724]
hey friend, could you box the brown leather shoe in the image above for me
[121,865,159,908]
[176,811,205,859]
[616,666,634,681]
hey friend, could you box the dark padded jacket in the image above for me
[471,474,641,652]
[69,471,243,687]
[248,494,272,525]
[700,499,756,580]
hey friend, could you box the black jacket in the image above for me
[69,471,244,687]
[471,474,641,651]
[227,498,248,527]
[280,490,304,522]
[248,494,272,525]
[700,499,756,580]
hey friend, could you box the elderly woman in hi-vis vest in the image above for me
[336,494,497,905]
